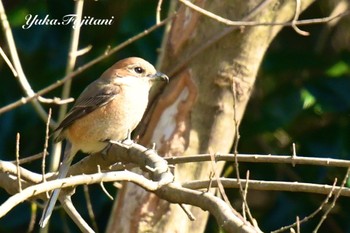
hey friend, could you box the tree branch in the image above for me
[182,177,350,197]
[1,147,350,232]
[166,153,350,168]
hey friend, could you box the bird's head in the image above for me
[102,57,169,86]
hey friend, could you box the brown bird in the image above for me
[39,57,168,227]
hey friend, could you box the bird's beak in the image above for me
[151,72,169,83]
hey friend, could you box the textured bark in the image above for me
[106,0,315,232]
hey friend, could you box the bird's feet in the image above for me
[109,130,134,149]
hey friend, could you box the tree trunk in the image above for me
[106,0,314,232]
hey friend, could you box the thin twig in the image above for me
[98,165,113,200]
[10,152,44,165]
[83,185,99,233]
[0,46,17,76]
[15,133,22,192]
[26,202,36,233]
[291,0,310,36]
[232,76,257,227]
[42,109,52,183]
[209,152,234,211]
[313,168,350,232]
[232,72,242,191]
[0,15,174,115]
[296,216,300,233]
[156,0,163,24]
[37,96,74,105]
[239,170,255,226]
[179,204,196,221]
[206,171,214,192]
[71,44,92,57]
[242,170,249,220]
[292,143,297,167]
[272,178,338,233]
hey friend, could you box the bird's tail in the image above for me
[39,142,75,228]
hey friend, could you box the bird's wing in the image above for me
[54,81,121,140]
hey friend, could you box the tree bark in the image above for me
[106,0,315,232]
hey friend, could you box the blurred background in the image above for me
[0,0,349,232]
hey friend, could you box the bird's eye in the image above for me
[134,67,144,74]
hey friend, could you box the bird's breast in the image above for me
[65,83,150,154]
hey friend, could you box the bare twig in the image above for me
[156,0,164,24]
[10,152,44,165]
[179,204,196,221]
[166,153,350,168]
[272,178,338,233]
[0,46,17,76]
[183,177,350,197]
[206,171,214,192]
[313,168,350,232]
[232,72,243,195]
[0,15,174,115]
[98,165,113,200]
[71,44,92,57]
[296,216,300,233]
[232,77,257,228]
[292,143,297,167]
[242,170,249,220]
[37,96,74,105]
[83,185,100,233]
[27,202,37,233]
[15,133,22,192]
[209,152,235,211]
[42,108,52,183]
[291,0,310,36]
[61,195,94,233]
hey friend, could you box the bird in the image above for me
[39,57,168,228]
